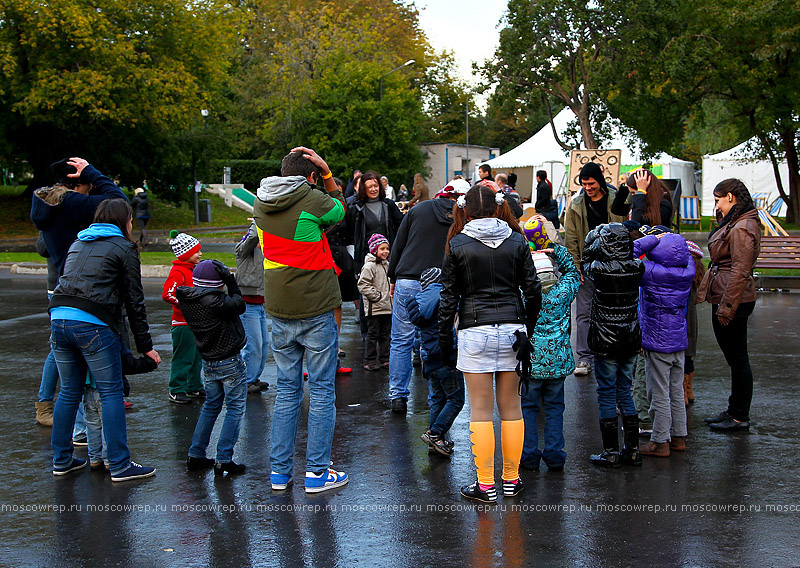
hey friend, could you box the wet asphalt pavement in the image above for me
[1,268,800,567]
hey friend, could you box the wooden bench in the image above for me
[754,236,800,270]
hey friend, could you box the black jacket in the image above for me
[610,184,673,227]
[345,198,403,273]
[388,198,454,282]
[439,230,541,345]
[131,192,151,219]
[176,282,246,361]
[50,236,153,353]
[581,223,644,358]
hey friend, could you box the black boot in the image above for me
[619,415,642,467]
[590,417,621,468]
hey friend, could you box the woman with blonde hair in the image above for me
[439,185,541,503]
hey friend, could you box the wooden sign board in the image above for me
[568,149,622,193]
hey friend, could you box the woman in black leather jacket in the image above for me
[49,199,160,482]
[439,185,541,503]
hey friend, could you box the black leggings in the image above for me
[711,301,755,421]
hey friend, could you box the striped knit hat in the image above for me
[686,240,704,259]
[420,267,442,290]
[169,229,201,260]
[192,260,224,288]
[368,233,389,255]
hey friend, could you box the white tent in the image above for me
[483,107,696,202]
[701,139,789,216]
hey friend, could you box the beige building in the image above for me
[420,143,501,194]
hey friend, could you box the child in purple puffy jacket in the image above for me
[634,231,695,458]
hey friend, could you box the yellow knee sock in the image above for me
[470,421,495,486]
[501,419,525,481]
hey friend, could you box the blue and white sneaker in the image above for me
[271,471,292,491]
[110,461,156,482]
[304,469,349,494]
[53,457,87,476]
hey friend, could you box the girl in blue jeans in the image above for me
[520,220,580,471]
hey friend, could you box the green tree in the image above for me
[0,0,239,196]
[484,0,621,149]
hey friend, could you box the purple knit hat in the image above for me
[368,233,389,255]
[192,260,224,287]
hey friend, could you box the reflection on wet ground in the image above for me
[1,270,799,567]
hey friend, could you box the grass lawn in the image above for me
[0,251,236,266]
[0,185,251,239]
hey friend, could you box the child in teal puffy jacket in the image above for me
[520,222,581,471]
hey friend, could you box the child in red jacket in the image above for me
[162,230,203,404]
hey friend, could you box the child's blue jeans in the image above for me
[426,365,465,437]
[521,378,566,468]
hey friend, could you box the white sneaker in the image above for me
[574,362,592,376]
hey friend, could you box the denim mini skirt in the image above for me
[457,323,525,373]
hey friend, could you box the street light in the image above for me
[379,59,415,101]
[193,109,209,225]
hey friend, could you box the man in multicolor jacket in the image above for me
[253,146,349,494]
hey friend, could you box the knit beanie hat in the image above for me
[420,267,442,290]
[522,217,553,251]
[579,162,608,192]
[531,251,557,293]
[192,260,224,288]
[686,240,704,259]
[169,229,201,260]
[368,233,389,255]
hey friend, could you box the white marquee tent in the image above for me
[483,108,696,202]
[701,139,789,216]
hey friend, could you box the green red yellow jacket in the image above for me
[254,175,346,319]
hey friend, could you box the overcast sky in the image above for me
[413,0,507,91]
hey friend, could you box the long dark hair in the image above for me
[712,178,754,227]
[446,185,522,252]
[94,198,134,242]
[627,169,667,226]
[357,171,385,203]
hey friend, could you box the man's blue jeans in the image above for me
[594,354,638,419]
[270,311,338,475]
[240,302,270,384]
[188,354,247,463]
[50,320,131,475]
[426,365,465,437]
[521,379,567,467]
[388,279,421,400]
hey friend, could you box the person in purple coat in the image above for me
[634,231,695,458]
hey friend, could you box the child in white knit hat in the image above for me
[162,230,204,404]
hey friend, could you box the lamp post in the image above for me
[379,59,415,101]
[192,109,209,225]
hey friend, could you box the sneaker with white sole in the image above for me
[111,461,156,482]
[574,362,592,376]
[271,471,292,491]
[304,469,349,493]
[460,482,497,503]
[53,457,87,476]
[502,478,525,497]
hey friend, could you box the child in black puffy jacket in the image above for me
[177,260,248,476]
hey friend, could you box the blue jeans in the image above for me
[388,279,421,400]
[240,302,270,384]
[426,365,465,437]
[270,311,338,475]
[594,354,638,419]
[521,379,566,467]
[83,387,106,465]
[39,350,87,438]
[188,354,247,463]
[50,320,130,475]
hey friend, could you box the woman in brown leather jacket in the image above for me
[697,179,761,431]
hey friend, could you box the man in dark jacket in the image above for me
[178,260,248,476]
[386,182,461,413]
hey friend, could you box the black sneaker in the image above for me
[461,482,497,503]
[502,478,525,497]
[390,398,407,414]
[53,458,87,476]
[421,431,453,456]
[111,461,156,482]
[187,390,206,399]
[704,411,731,424]
[72,434,88,447]
[187,456,215,471]
[168,392,191,405]
[214,461,246,476]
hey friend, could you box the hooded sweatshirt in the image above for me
[253,176,345,319]
[30,164,126,275]
[388,197,454,281]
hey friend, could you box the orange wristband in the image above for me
[322,171,333,180]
